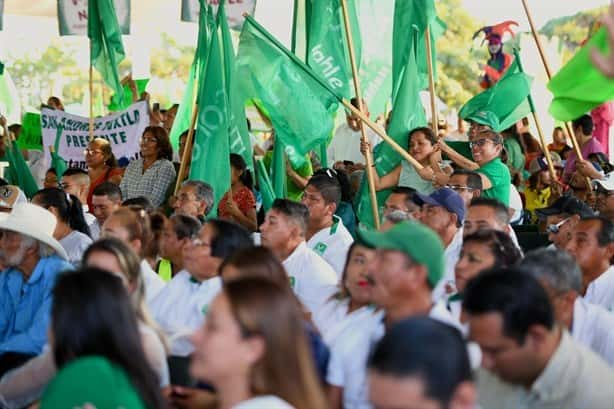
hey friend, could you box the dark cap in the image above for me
[413,188,466,224]
[535,195,594,218]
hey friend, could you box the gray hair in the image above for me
[384,210,412,225]
[518,248,582,293]
[20,234,56,258]
[183,180,214,216]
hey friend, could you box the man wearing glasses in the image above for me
[536,196,594,250]
[593,173,614,221]
[446,170,483,208]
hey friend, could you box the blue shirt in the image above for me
[0,255,73,355]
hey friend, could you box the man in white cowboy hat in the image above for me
[0,203,73,377]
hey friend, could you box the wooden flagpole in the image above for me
[89,46,94,141]
[521,0,590,188]
[340,0,380,229]
[174,104,199,195]
[425,26,439,136]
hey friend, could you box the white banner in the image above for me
[41,101,149,170]
[181,0,256,30]
[57,0,131,36]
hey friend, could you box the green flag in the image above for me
[304,0,361,99]
[270,138,288,199]
[169,2,212,150]
[354,0,432,229]
[189,7,230,217]
[548,27,614,121]
[17,113,42,151]
[51,126,68,177]
[4,141,39,198]
[236,16,339,168]
[219,2,253,171]
[0,67,21,125]
[108,78,149,112]
[459,56,533,132]
[255,157,275,212]
[88,0,126,107]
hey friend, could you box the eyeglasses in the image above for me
[140,137,157,145]
[58,182,71,190]
[469,138,495,149]
[189,236,211,248]
[84,148,103,156]
[546,217,571,234]
[445,184,474,192]
[175,193,197,203]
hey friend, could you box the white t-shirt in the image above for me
[232,396,295,409]
[59,230,93,266]
[150,270,222,356]
[312,296,377,346]
[328,123,380,166]
[573,296,614,365]
[82,205,99,240]
[141,260,166,306]
[307,216,354,279]
[432,227,463,302]
[585,265,614,312]
[398,160,435,195]
[283,241,338,315]
[327,302,463,409]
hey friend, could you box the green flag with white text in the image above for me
[236,17,338,168]
[305,0,361,99]
[220,2,253,171]
[189,7,229,217]
[88,0,126,106]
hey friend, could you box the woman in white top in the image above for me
[361,127,452,195]
[0,238,169,409]
[189,277,327,409]
[101,206,166,303]
[31,187,92,266]
[313,242,377,344]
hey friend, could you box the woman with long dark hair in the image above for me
[190,278,327,409]
[32,187,92,265]
[218,153,258,232]
[40,268,165,408]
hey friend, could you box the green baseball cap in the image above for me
[466,110,500,131]
[41,356,146,409]
[357,221,445,287]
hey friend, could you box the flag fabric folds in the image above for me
[548,27,614,122]
[51,126,68,178]
[459,56,533,132]
[4,141,39,198]
[88,0,126,108]
[236,16,339,168]
[189,4,230,217]
[255,157,275,212]
[354,0,433,229]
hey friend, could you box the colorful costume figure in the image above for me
[473,20,518,89]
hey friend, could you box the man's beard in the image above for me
[2,242,30,268]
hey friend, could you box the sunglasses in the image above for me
[546,217,571,234]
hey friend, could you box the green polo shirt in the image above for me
[478,157,511,206]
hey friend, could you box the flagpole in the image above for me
[340,0,380,229]
[512,50,557,183]
[89,42,94,141]
[174,104,199,195]
[521,0,588,186]
[425,26,438,136]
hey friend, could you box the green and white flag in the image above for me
[0,67,21,125]
[181,0,256,30]
[58,0,130,36]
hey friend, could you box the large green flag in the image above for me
[459,56,533,132]
[236,16,339,168]
[354,0,432,229]
[4,141,39,198]
[304,0,361,99]
[189,7,230,217]
[255,157,275,212]
[548,27,614,121]
[88,0,126,108]
[169,2,212,150]
[219,2,253,171]
[17,113,42,151]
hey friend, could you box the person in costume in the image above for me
[473,20,518,89]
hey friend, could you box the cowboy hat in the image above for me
[0,203,68,260]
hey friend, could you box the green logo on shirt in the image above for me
[290,276,296,289]
[201,305,209,315]
[314,242,328,255]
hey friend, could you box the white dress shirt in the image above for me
[585,265,614,312]
[572,296,614,366]
[327,123,380,166]
[432,227,463,302]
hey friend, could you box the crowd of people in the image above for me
[0,7,613,409]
